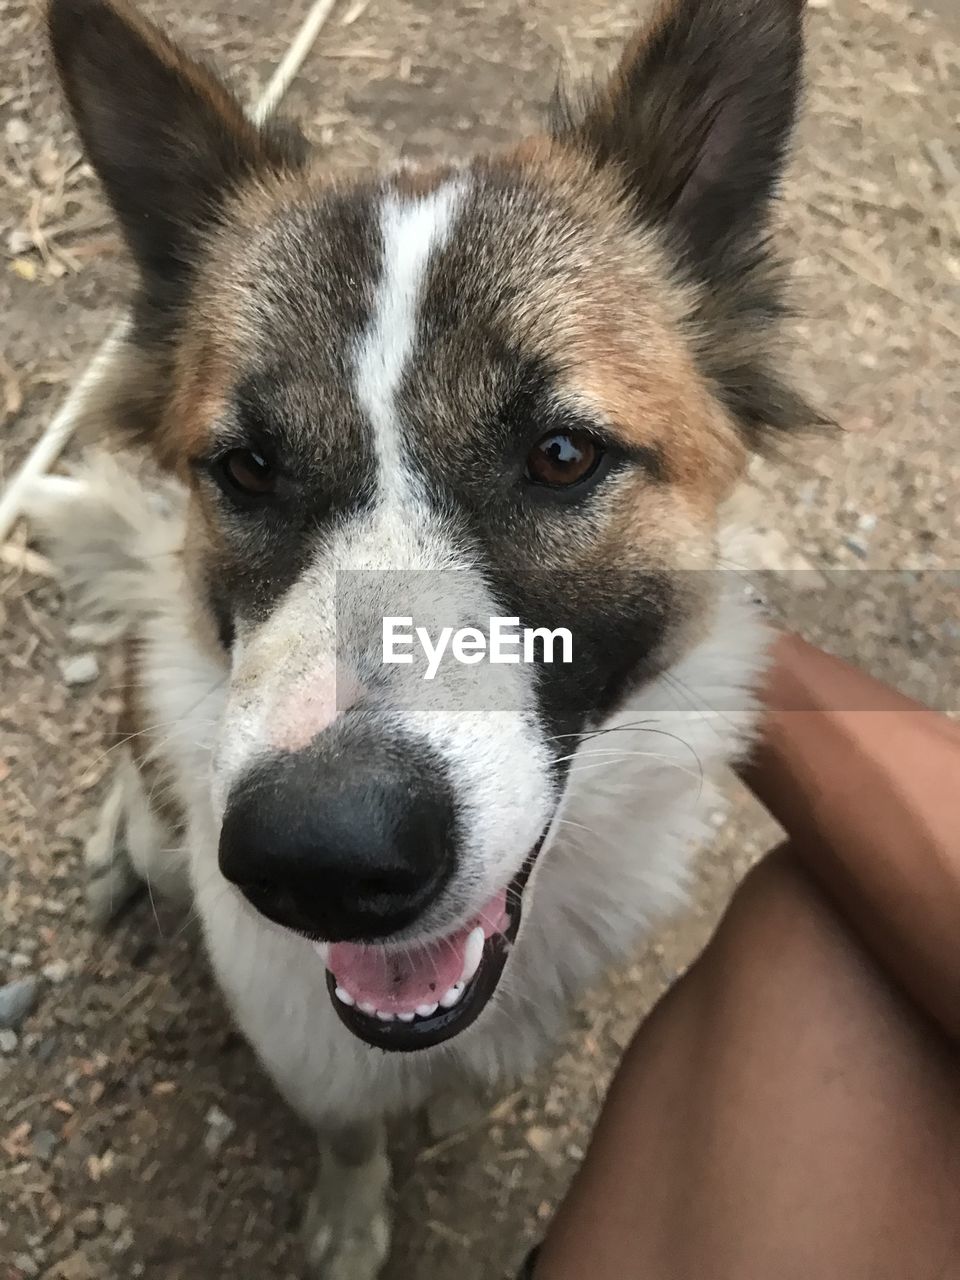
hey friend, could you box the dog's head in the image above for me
[50,0,813,1050]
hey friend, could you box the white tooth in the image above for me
[375,1010,395,1022]
[439,982,464,1009]
[334,987,355,1007]
[461,927,485,984]
[415,1002,439,1018]
[359,1001,377,1016]
[397,1011,416,1022]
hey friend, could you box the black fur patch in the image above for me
[483,567,675,742]
[48,0,306,326]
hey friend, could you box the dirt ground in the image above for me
[1,0,958,1276]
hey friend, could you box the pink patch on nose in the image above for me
[270,666,363,753]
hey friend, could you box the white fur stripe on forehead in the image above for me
[354,180,465,498]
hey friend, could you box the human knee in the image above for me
[698,846,849,1008]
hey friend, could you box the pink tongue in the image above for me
[327,890,508,1015]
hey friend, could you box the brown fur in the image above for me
[389,166,454,199]
[481,140,747,506]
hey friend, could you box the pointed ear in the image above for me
[48,0,306,305]
[554,0,805,282]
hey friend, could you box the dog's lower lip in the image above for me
[324,834,546,1053]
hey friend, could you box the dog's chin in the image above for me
[322,833,549,1053]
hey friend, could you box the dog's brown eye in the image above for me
[526,429,601,488]
[220,448,276,497]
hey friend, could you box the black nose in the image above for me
[218,730,457,943]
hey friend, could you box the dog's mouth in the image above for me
[322,839,544,1053]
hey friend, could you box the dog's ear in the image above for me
[554,0,804,285]
[555,0,821,443]
[48,0,306,311]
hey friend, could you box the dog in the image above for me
[33,0,815,1273]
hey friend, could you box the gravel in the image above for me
[53,1249,104,1280]
[74,1208,101,1239]
[32,1129,59,1161]
[58,653,100,687]
[0,975,39,1029]
[42,959,71,984]
[203,1104,237,1157]
[102,1206,128,1234]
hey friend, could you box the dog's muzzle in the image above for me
[217,713,548,1051]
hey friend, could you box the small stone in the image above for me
[37,1036,58,1063]
[0,1029,18,1053]
[525,1123,564,1168]
[58,653,100,686]
[110,1226,134,1255]
[203,1105,236,1157]
[53,1250,96,1280]
[857,513,877,532]
[10,952,32,969]
[0,975,38,1029]
[50,1226,76,1255]
[102,1204,127,1233]
[843,536,869,560]
[74,1207,100,1238]
[5,117,29,146]
[32,1128,59,1161]
[12,1255,39,1278]
[42,960,71,985]
[525,1125,553,1155]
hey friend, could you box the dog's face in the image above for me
[51,0,811,1050]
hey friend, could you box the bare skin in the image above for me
[530,634,960,1280]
